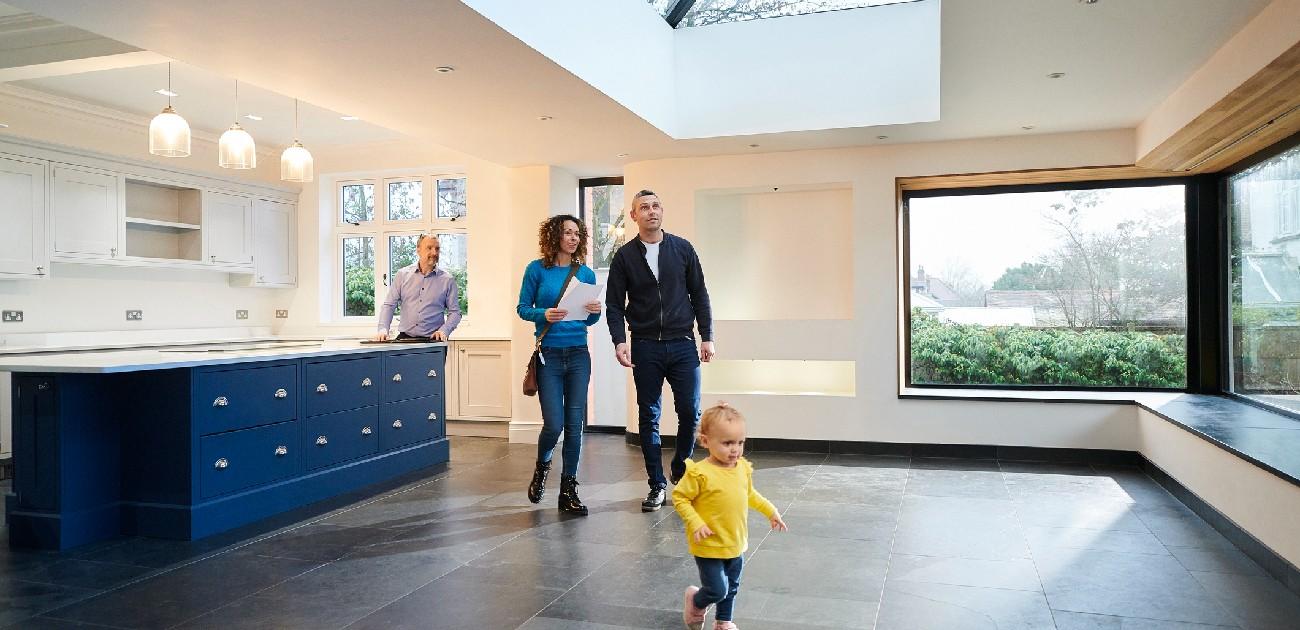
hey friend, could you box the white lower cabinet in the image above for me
[448,340,512,419]
[0,156,47,279]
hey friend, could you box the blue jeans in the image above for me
[694,556,743,622]
[631,337,701,488]
[536,345,591,477]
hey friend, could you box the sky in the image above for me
[908,185,1185,287]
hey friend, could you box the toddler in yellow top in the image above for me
[673,403,787,630]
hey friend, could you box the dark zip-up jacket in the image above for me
[606,232,713,345]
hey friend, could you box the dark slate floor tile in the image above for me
[886,554,1043,592]
[1167,546,1267,577]
[743,547,889,602]
[1190,570,1300,630]
[1034,548,1238,626]
[742,590,879,628]
[1024,526,1170,556]
[875,580,1057,629]
[775,502,899,542]
[1136,513,1238,551]
[0,578,98,629]
[911,457,1001,472]
[1051,610,1239,629]
[5,617,129,630]
[1011,496,1150,533]
[1,558,155,591]
[533,591,684,629]
[906,469,1010,499]
[893,496,1029,560]
[348,570,564,630]
[232,523,399,563]
[39,551,321,629]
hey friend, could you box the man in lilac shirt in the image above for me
[373,233,462,341]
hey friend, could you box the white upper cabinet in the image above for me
[52,165,122,258]
[250,199,296,287]
[203,191,254,266]
[0,156,48,279]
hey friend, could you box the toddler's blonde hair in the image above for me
[699,402,745,436]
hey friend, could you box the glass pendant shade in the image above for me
[218,123,256,169]
[280,140,314,182]
[149,106,191,157]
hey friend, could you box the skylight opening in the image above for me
[649,0,921,28]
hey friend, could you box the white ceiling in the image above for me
[0,0,1275,175]
[11,61,404,148]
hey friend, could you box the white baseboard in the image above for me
[446,418,509,439]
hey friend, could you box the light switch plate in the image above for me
[126,310,143,321]
[2,310,22,323]
[275,309,289,319]
[236,310,249,320]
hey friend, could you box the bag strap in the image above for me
[536,263,581,349]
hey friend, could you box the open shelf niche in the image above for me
[124,179,203,262]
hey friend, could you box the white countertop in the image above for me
[0,339,448,374]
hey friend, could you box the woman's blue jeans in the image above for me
[536,345,591,476]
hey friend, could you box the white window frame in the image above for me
[330,171,470,325]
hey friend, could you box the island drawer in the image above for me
[305,406,380,470]
[199,421,298,499]
[194,363,297,434]
[304,356,380,417]
[379,394,445,451]
[382,348,446,404]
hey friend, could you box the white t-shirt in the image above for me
[643,240,661,281]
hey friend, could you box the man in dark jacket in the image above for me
[606,189,715,512]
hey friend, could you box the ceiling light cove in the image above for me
[1047,72,1066,79]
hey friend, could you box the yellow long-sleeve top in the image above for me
[672,457,777,559]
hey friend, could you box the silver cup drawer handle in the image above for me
[214,457,229,469]
[316,383,329,393]
[427,412,438,421]
[392,419,403,429]
[274,388,287,399]
[427,369,437,378]
[361,377,372,387]
[361,426,373,436]
[316,435,328,446]
[274,445,288,456]
[213,396,229,407]
[391,373,402,383]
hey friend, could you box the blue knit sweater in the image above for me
[516,260,600,347]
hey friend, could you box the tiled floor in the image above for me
[2,435,1299,629]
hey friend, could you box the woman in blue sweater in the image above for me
[517,214,602,515]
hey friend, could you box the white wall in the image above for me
[622,128,1144,447]
[673,0,940,138]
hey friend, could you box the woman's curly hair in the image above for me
[538,214,588,268]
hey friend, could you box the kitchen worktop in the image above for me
[0,338,448,373]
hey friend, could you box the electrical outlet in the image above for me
[235,310,249,320]
[275,309,289,319]
[2,310,23,323]
[126,310,143,321]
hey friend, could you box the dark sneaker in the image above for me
[642,486,667,512]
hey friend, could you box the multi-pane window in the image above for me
[335,173,470,322]
[903,182,1188,389]
[579,178,625,269]
[1228,144,1300,414]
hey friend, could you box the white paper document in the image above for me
[557,281,605,321]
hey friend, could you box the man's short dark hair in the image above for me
[415,233,440,248]
[633,189,657,203]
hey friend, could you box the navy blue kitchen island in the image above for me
[2,341,449,550]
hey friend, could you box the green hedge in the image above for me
[910,310,1186,388]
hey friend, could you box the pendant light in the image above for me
[148,63,191,157]
[218,80,256,169]
[280,98,314,182]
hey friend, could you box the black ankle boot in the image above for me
[527,460,551,504]
[558,475,589,516]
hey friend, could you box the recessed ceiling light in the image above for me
[747,143,760,148]
[155,88,178,98]
[617,153,629,158]
[1021,125,1036,130]
[243,114,263,121]
[537,115,553,121]
[434,66,455,74]
[876,135,889,140]
[0,123,8,129]
[340,115,360,121]
[1078,0,1099,4]
[1047,72,1066,79]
